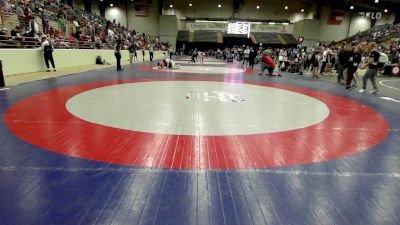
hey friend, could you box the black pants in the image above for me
[249,59,255,69]
[337,64,345,82]
[346,67,356,86]
[115,53,121,70]
[44,52,55,69]
[150,52,154,61]
[320,61,327,74]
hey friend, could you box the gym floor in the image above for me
[0,57,399,225]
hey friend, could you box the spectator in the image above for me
[345,46,361,89]
[114,39,122,71]
[359,42,380,94]
[249,47,257,69]
[128,42,137,63]
[149,44,154,62]
[57,13,66,33]
[40,10,49,34]
[41,35,56,72]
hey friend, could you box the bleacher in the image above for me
[0,0,166,50]
[193,31,219,43]
[252,32,281,44]
[222,32,250,38]
[340,23,400,43]
[280,33,298,45]
[177,30,190,42]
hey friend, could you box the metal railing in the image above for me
[0,8,167,50]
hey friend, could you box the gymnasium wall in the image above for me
[293,7,395,44]
[104,2,160,37]
[0,49,167,76]
[92,1,100,16]
[159,15,178,51]
[73,0,85,10]
[105,5,127,27]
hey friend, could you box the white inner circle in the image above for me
[153,66,245,74]
[66,81,330,136]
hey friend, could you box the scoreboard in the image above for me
[227,22,251,38]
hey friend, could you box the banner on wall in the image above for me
[135,6,149,17]
[328,12,345,25]
[183,21,291,33]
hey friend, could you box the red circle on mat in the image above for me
[4,78,389,170]
[138,65,257,75]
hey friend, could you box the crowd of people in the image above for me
[0,0,169,51]
[184,38,399,93]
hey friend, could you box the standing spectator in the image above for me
[337,46,348,83]
[311,50,320,78]
[249,47,257,69]
[40,10,49,34]
[320,47,330,75]
[128,42,137,63]
[168,47,173,59]
[41,35,56,72]
[149,44,154,62]
[242,46,250,67]
[359,42,380,93]
[73,27,81,48]
[115,39,122,71]
[142,48,145,61]
[345,46,361,89]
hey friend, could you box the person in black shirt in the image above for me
[115,39,122,71]
[346,46,362,89]
[337,46,348,83]
[359,43,379,93]
[249,47,257,69]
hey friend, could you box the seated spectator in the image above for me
[26,19,39,37]
[0,28,8,41]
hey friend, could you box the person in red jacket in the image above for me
[260,50,281,76]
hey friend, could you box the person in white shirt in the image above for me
[320,48,330,75]
[40,35,56,72]
[242,46,250,67]
[198,51,205,63]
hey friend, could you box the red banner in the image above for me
[328,12,345,25]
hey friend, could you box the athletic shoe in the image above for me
[46,69,51,72]
[369,89,379,94]
[352,84,358,87]
[345,86,350,89]
[358,89,366,93]
[53,69,56,71]
[278,74,282,77]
